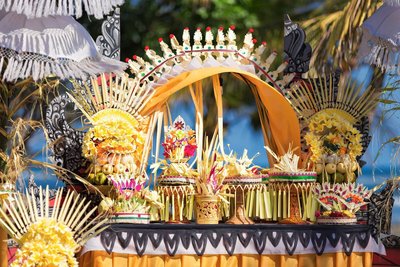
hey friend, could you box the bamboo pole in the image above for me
[0,203,7,267]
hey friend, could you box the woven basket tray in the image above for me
[316,217,357,225]
[110,212,150,224]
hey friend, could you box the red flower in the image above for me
[174,121,185,130]
[184,144,197,157]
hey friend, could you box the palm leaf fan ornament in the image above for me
[68,73,158,183]
[68,74,152,124]
[287,74,380,124]
[286,74,381,181]
[0,187,109,266]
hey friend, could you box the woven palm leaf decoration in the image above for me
[68,73,159,205]
[286,73,381,182]
[126,26,294,94]
[124,26,300,164]
[0,186,108,266]
[69,74,152,122]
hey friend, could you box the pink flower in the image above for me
[184,144,197,157]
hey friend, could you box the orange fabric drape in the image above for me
[79,251,373,267]
[0,228,7,267]
[140,67,300,157]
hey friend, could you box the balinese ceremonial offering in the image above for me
[69,74,162,222]
[0,187,108,266]
[72,75,150,191]
[223,150,261,224]
[194,135,229,224]
[287,74,380,183]
[314,183,372,224]
[125,26,301,164]
[154,116,197,223]
[99,180,163,224]
[157,185,195,223]
[265,146,318,224]
[157,116,198,185]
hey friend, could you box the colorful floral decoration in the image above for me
[162,116,197,161]
[155,116,198,185]
[100,184,163,215]
[194,135,230,201]
[313,182,372,220]
[96,174,163,222]
[12,218,78,267]
[287,73,380,183]
[69,74,156,188]
[0,187,108,267]
[69,74,162,222]
[304,112,363,182]
[83,118,147,185]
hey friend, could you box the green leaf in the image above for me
[378,99,398,104]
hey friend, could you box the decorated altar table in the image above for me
[79,224,385,267]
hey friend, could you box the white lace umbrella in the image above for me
[358,3,400,73]
[0,12,126,82]
[384,0,400,6]
[0,0,124,19]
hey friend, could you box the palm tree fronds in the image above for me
[303,0,381,74]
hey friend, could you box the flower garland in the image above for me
[162,128,197,161]
[83,120,145,161]
[11,218,79,267]
[305,112,363,163]
[162,116,197,161]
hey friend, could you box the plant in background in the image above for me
[302,0,381,73]
[0,78,59,188]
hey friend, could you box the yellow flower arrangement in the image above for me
[11,218,79,267]
[82,119,146,164]
[305,112,363,163]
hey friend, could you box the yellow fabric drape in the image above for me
[140,67,300,157]
[79,252,374,267]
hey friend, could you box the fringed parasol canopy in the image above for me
[0,12,126,82]
[0,0,125,19]
[358,4,400,73]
